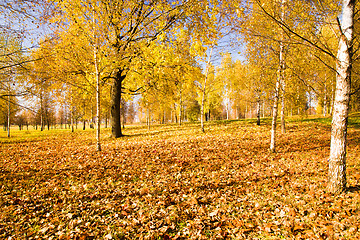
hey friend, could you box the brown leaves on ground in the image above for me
[0,121,360,239]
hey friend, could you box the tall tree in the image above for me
[328,0,355,194]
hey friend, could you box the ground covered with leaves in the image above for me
[1,118,360,239]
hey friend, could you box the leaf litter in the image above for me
[0,121,359,239]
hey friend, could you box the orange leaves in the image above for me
[0,121,360,238]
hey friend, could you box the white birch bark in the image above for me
[324,81,327,117]
[179,87,182,126]
[7,86,10,138]
[256,97,261,126]
[270,78,280,153]
[328,0,354,194]
[95,48,101,151]
[280,73,286,133]
[201,47,213,133]
[93,7,101,151]
[270,0,286,152]
[280,0,286,134]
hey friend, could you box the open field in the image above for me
[1,117,360,239]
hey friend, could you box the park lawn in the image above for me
[0,118,360,239]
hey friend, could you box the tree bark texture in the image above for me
[328,0,354,194]
[111,69,125,138]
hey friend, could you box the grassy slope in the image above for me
[0,116,359,239]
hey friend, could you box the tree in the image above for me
[328,0,355,194]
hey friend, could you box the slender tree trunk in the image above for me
[328,0,354,194]
[245,104,247,119]
[270,80,280,153]
[40,93,44,131]
[179,88,182,126]
[262,101,265,118]
[330,84,335,116]
[7,92,10,138]
[280,78,286,133]
[309,88,312,115]
[147,107,151,130]
[111,69,125,138]
[257,98,261,126]
[324,82,327,117]
[280,0,286,134]
[71,107,74,132]
[226,104,229,120]
[94,46,101,151]
[201,47,213,133]
[270,39,284,153]
[83,100,86,130]
[174,103,178,123]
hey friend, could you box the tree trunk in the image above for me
[280,0,286,134]
[280,78,286,133]
[174,103,178,123]
[147,107,151,130]
[257,98,261,126]
[328,0,354,194]
[179,88,182,126]
[262,101,265,118]
[7,92,10,138]
[270,35,284,153]
[71,109,74,132]
[95,46,101,151]
[330,84,335,116]
[245,104,247,119]
[111,69,125,138]
[201,47,213,133]
[40,93,44,131]
[324,82,327,117]
[270,80,280,153]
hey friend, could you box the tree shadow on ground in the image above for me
[347,185,360,193]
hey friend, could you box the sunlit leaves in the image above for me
[1,120,360,238]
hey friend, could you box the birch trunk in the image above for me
[324,82,327,117]
[280,76,286,133]
[270,79,280,153]
[7,90,10,138]
[201,47,213,133]
[270,7,285,152]
[94,46,101,151]
[40,93,44,131]
[179,88,182,126]
[328,0,354,194]
[280,0,286,134]
[147,107,151,130]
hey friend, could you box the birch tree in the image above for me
[328,0,355,194]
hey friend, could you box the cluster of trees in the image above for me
[1,0,359,193]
